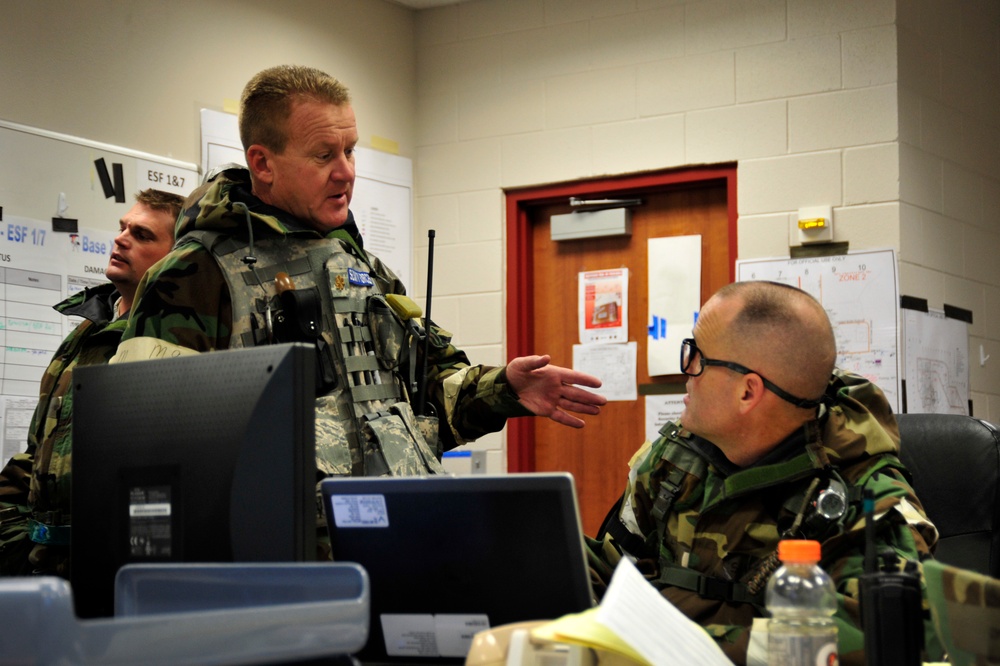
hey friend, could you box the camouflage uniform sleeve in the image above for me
[121,244,233,352]
[0,325,82,508]
[0,331,70,573]
[0,452,31,507]
[0,392,44,563]
[0,446,32,574]
[369,252,532,450]
[420,322,532,451]
[0,328,66,573]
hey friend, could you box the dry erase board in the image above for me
[0,120,198,464]
[0,119,198,233]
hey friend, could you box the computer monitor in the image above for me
[71,343,317,619]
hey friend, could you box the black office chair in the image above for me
[896,413,1000,578]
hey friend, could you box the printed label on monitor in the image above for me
[128,485,173,558]
[381,613,490,658]
[331,494,389,527]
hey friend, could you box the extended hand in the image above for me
[506,355,607,428]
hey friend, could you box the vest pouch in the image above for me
[415,414,442,461]
[314,395,356,477]
[273,288,321,342]
[361,404,445,476]
[367,295,406,370]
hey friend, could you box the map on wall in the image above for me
[736,249,901,413]
[902,308,970,415]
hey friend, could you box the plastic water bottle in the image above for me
[765,539,839,666]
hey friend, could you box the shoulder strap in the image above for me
[597,464,686,561]
[655,565,766,610]
[176,228,227,253]
[596,491,654,557]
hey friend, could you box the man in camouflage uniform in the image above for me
[587,281,945,665]
[0,189,184,576]
[115,65,606,480]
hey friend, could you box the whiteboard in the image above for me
[0,120,199,463]
[0,119,198,229]
[736,249,901,412]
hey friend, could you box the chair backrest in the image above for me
[896,413,1000,578]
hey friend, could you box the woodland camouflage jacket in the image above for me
[587,370,945,665]
[0,283,122,576]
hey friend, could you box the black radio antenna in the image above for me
[863,487,877,574]
[416,229,435,416]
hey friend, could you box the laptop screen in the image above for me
[321,473,595,664]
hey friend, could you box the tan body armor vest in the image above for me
[181,230,444,478]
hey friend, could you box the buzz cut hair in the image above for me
[717,280,837,399]
[239,65,351,155]
[134,188,184,222]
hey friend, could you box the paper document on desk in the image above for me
[533,609,648,664]
[537,558,733,665]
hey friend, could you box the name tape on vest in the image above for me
[347,267,375,288]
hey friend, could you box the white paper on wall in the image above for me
[644,393,686,444]
[902,308,969,415]
[572,342,637,402]
[647,236,702,376]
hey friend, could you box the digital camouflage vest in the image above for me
[180,229,445,478]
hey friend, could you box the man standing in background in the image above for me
[0,188,184,576]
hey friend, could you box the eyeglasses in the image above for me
[679,337,823,409]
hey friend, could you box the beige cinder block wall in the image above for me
[413,0,1000,473]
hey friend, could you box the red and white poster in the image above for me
[578,268,628,345]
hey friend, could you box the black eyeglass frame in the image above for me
[679,337,823,409]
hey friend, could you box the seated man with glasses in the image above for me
[587,280,942,666]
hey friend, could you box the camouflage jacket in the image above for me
[0,283,123,576]
[587,370,945,665]
[119,168,530,469]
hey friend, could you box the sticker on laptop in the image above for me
[381,613,490,658]
[330,494,389,527]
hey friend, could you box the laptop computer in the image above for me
[320,472,595,664]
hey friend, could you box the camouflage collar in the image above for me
[54,282,118,326]
[223,171,370,264]
[689,413,824,480]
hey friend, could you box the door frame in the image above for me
[504,164,738,472]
